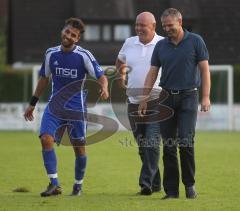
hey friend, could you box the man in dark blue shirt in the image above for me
[139,8,211,199]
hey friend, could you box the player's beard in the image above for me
[62,42,73,48]
[61,39,75,49]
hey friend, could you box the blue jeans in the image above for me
[128,99,161,190]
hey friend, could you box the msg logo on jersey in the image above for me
[55,67,77,78]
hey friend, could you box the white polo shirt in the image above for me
[118,33,164,104]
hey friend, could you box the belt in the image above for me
[164,88,197,95]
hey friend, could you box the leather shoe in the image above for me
[185,186,197,199]
[161,194,179,200]
[140,186,152,195]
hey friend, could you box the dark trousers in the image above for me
[128,99,161,190]
[160,90,198,195]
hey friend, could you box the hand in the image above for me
[100,87,109,100]
[200,96,211,112]
[138,100,148,117]
[24,105,35,121]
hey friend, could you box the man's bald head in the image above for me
[136,12,156,25]
[135,12,156,44]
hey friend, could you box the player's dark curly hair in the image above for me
[64,17,85,33]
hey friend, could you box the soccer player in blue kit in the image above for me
[24,18,109,197]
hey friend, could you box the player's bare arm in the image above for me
[198,60,211,112]
[24,77,49,121]
[33,76,50,98]
[97,75,109,100]
[138,66,159,116]
[115,58,127,89]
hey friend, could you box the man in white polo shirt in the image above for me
[115,11,164,195]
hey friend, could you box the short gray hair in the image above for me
[161,8,182,20]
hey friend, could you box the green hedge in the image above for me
[0,19,6,70]
[0,70,51,102]
[0,71,33,102]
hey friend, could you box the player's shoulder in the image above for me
[45,45,61,55]
[74,45,95,61]
[75,45,88,53]
[75,45,93,55]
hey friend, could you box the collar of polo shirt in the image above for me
[167,29,190,43]
[134,33,159,46]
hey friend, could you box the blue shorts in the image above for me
[39,106,87,143]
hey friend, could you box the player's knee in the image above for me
[71,139,86,156]
[40,134,54,150]
[74,146,86,156]
[79,149,85,156]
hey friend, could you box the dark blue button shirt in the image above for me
[151,30,209,90]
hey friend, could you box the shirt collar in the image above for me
[166,28,189,43]
[134,33,159,46]
[182,29,189,40]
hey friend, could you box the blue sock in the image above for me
[42,149,59,186]
[75,155,87,184]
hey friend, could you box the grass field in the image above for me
[0,131,240,211]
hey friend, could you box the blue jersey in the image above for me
[39,45,104,110]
